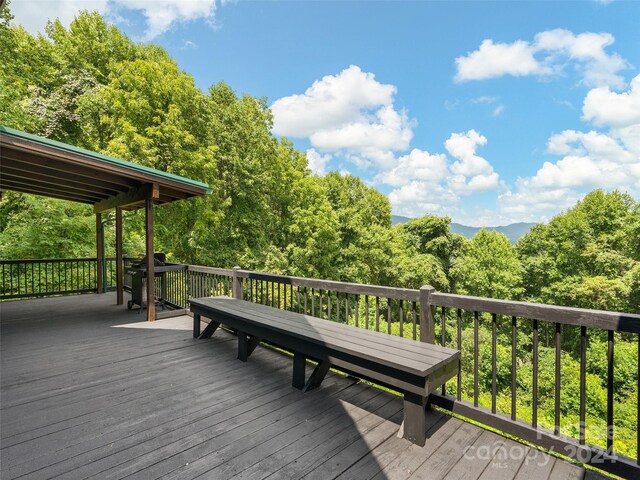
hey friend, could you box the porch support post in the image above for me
[115,207,124,305]
[145,197,155,321]
[96,212,103,294]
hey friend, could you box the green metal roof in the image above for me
[0,125,211,193]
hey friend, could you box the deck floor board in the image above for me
[1,294,587,480]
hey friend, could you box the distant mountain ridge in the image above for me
[391,215,535,243]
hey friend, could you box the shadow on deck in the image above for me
[1,294,592,479]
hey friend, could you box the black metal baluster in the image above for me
[365,295,370,330]
[375,296,380,332]
[355,294,360,328]
[511,316,517,421]
[474,311,479,407]
[607,330,614,452]
[533,318,539,428]
[555,322,561,436]
[387,298,391,335]
[304,287,308,315]
[399,300,403,337]
[492,313,497,414]
[345,293,349,325]
[457,309,462,401]
[442,306,447,395]
[412,301,417,340]
[579,326,587,444]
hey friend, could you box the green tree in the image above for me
[321,172,392,283]
[518,190,639,312]
[452,229,523,299]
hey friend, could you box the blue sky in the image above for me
[12,0,640,226]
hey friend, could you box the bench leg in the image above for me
[292,354,330,392]
[303,359,330,392]
[193,313,201,338]
[238,332,261,362]
[399,392,428,446]
[199,319,220,339]
[292,352,306,389]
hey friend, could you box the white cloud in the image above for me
[535,29,628,88]
[455,29,629,88]
[308,105,413,154]
[446,130,492,177]
[582,74,640,128]
[544,131,637,187]
[455,40,542,82]
[468,172,500,191]
[10,0,109,35]
[388,182,458,218]
[547,130,637,164]
[380,130,502,218]
[492,105,505,117]
[498,186,582,220]
[10,0,218,40]
[499,71,640,222]
[374,149,449,187]
[305,149,331,176]
[115,0,217,39]
[472,96,498,105]
[271,65,414,169]
[615,124,640,157]
[181,40,198,50]
[499,128,639,221]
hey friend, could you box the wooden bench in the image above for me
[190,297,460,446]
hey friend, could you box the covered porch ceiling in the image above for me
[0,125,211,212]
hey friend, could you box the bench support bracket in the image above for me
[199,319,220,339]
[398,391,428,446]
[292,353,331,392]
[238,332,261,362]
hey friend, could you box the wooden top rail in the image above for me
[187,265,235,276]
[431,292,640,333]
[1,256,135,264]
[235,269,420,302]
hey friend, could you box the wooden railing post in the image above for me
[187,265,194,300]
[96,213,103,294]
[419,285,435,343]
[232,266,242,300]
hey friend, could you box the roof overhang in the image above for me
[0,126,212,212]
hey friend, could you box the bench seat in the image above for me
[190,296,460,446]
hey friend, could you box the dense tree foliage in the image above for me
[1,7,638,458]
[518,190,639,312]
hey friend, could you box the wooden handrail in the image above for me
[430,291,640,333]
[235,269,420,302]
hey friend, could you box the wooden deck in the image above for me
[1,294,593,479]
